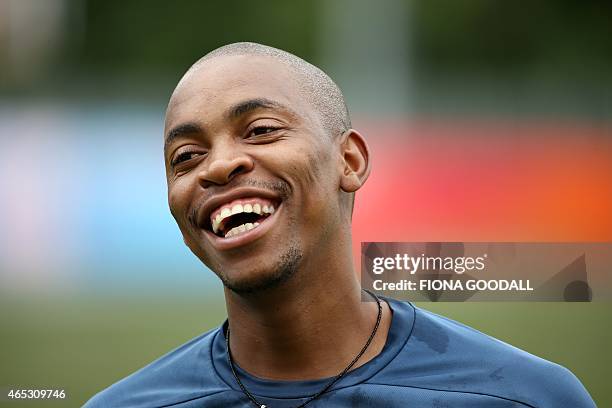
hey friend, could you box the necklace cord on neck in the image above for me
[225,289,383,408]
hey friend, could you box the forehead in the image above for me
[165,55,313,129]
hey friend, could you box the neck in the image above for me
[223,238,392,380]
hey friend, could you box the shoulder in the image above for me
[83,326,228,408]
[374,301,595,407]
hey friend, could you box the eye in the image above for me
[247,126,281,138]
[171,150,204,166]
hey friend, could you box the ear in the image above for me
[339,129,371,193]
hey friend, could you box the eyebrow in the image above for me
[164,98,298,153]
[227,97,297,119]
[164,122,203,153]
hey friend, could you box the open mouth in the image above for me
[208,197,278,239]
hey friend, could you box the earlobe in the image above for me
[339,129,371,193]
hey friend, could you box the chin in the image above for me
[216,246,303,295]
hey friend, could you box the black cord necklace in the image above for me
[225,289,382,408]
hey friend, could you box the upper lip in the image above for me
[196,186,281,232]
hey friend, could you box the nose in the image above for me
[197,139,254,187]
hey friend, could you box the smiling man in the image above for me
[85,43,595,408]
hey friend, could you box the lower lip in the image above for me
[206,204,281,251]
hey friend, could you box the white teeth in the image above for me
[213,207,232,234]
[262,205,275,214]
[231,204,243,215]
[212,213,223,234]
[211,201,276,236]
[224,222,260,238]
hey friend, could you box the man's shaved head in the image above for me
[176,42,351,138]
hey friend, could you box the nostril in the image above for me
[229,165,247,180]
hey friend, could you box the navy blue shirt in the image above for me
[85,297,595,407]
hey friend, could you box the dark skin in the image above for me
[164,54,391,380]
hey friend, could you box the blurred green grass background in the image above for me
[1,294,609,407]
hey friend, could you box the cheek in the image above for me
[167,180,194,226]
[285,141,335,186]
[304,148,325,185]
[289,144,341,217]
[305,144,338,193]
